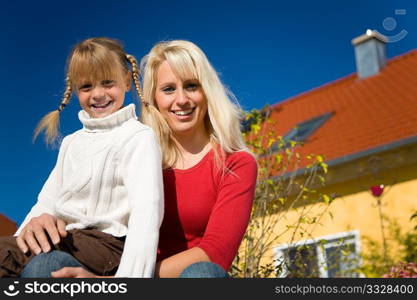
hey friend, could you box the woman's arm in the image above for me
[197,151,258,270]
[155,247,210,278]
[157,151,257,277]
[50,247,209,278]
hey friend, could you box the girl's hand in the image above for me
[16,213,67,255]
[51,267,99,278]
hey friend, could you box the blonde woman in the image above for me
[22,40,257,278]
[140,40,257,278]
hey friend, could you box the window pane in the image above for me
[282,112,333,143]
[286,245,320,277]
[325,243,358,277]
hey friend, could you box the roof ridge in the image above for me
[271,48,417,110]
[0,213,15,221]
[386,48,417,64]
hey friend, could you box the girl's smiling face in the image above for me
[76,73,130,118]
[154,60,208,138]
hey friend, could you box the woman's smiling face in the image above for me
[154,60,208,138]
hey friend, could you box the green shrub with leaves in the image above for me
[230,107,335,278]
[360,216,417,277]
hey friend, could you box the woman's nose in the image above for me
[175,89,189,105]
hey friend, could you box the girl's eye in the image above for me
[79,84,92,92]
[102,80,115,87]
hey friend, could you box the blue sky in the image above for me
[1,0,416,225]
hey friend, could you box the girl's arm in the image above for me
[115,128,164,278]
[15,164,61,236]
[15,135,74,254]
[15,214,67,255]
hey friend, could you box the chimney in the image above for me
[351,29,388,79]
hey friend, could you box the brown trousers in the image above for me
[0,229,125,278]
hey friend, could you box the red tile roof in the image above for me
[0,214,17,237]
[269,49,417,166]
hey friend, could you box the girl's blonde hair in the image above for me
[140,40,248,169]
[34,37,145,145]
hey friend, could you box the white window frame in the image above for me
[274,230,361,278]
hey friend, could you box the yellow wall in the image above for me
[259,159,417,267]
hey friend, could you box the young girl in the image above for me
[0,37,164,278]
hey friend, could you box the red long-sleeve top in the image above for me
[157,149,258,271]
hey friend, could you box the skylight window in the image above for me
[283,112,333,143]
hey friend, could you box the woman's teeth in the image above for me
[173,108,194,116]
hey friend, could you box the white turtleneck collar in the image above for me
[78,104,137,133]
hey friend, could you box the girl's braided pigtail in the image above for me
[126,54,172,167]
[33,77,72,145]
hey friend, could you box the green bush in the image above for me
[231,107,333,278]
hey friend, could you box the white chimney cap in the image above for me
[352,30,388,45]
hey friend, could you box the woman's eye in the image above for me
[162,86,175,93]
[185,82,199,91]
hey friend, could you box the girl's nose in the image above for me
[92,86,106,100]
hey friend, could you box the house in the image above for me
[0,214,17,237]
[262,30,417,277]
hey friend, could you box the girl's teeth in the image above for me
[93,101,111,108]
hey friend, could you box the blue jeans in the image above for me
[21,250,84,278]
[179,262,229,278]
[22,250,229,278]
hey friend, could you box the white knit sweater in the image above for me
[16,104,164,277]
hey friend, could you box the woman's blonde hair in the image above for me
[140,40,248,169]
[34,37,145,145]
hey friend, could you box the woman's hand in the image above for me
[16,213,67,255]
[51,267,100,278]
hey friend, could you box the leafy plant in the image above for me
[231,107,334,278]
[360,217,417,277]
